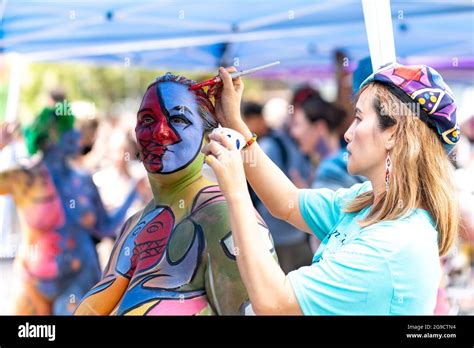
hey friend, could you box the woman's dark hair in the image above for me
[299,94,346,132]
[292,85,321,108]
[242,101,263,119]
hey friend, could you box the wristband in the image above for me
[243,133,257,149]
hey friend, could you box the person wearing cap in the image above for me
[202,64,460,315]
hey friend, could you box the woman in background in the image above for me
[0,104,136,315]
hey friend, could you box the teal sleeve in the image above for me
[298,181,370,241]
[287,237,392,315]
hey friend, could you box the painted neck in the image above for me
[147,163,203,208]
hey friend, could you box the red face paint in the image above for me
[135,84,180,173]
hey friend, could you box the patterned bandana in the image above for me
[361,63,460,154]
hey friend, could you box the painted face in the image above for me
[344,86,388,177]
[135,82,205,174]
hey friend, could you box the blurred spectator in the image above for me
[456,116,474,247]
[290,86,364,190]
[289,65,371,253]
[78,119,99,157]
[93,130,152,219]
[242,101,269,138]
[48,88,66,107]
[0,99,137,314]
[290,89,341,167]
[69,101,101,172]
[311,104,366,190]
[92,129,152,269]
[442,115,474,314]
[245,97,313,273]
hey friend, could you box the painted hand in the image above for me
[201,132,248,198]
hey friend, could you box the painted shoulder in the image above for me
[3,155,42,175]
[100,203,152,278]
[190,185,266,227]
[120,199,155,236]
[190,185,226,213]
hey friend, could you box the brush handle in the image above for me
[189,61,280,91]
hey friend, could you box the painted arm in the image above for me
[0,123,20,195]
[74,216,135,315]
[90,176,138,238]
[0,168,17,196]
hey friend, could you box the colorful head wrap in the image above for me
[23,106,75,155]
[360,63,460,154]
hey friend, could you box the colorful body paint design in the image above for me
[76,185,275,316]
[0,130,137,315]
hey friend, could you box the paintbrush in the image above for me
[189,61,280,90]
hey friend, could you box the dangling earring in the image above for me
[385,153,391,192]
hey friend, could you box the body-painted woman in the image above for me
[75,74,277,315]
[0,107,137,315]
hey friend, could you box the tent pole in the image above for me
[5,53,24,123]
[0,53,25,259]
[361,0,397,71]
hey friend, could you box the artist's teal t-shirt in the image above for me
[288,181,441,315]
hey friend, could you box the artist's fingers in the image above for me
[209,132,234,151]
[204,153,224,174]
[219,67,233,93]
[201,139,228,158]
[226,66,237,74]
[225,66,244,93]
[219,67,243,93]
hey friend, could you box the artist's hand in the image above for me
[212,67,252,139]
[201,131,249,199]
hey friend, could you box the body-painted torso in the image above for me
[114,188,215,316]
[9,160,103,299]
[80,180,274,316]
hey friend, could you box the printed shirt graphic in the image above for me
[288,181,441,315]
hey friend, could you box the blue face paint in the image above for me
[135,82,205,174]
[158,83,205,173]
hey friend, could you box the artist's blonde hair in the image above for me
[345,83,459,256]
